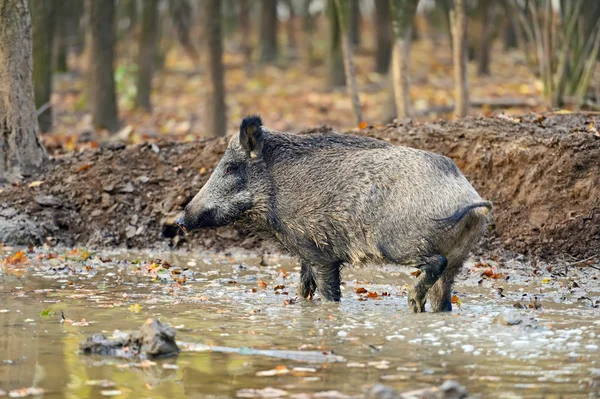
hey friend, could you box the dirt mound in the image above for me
[0,114,598,260]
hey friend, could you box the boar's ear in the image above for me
[239,115,264,159]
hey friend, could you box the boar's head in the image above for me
[175,116,267,231]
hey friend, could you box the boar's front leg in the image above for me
[298,261,317,300]
[313,262,342,302]
[408,254,447,313]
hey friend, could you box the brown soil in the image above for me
[1,113,599,260]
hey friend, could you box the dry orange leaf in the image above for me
[3,251,28,266]
[451,295,462,308]
[367,291,381,300]
[358,121,368,130]
[78,163,93,172]
[354,287,368,294]
[410,270,422,277]
[258,278,267,289]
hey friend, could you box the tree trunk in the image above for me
[477,0,491,76]
[326,0,345,88]
[334,0,362,124]
[348,0,360,48]
[502,0,517,50]
[285,0,298,60]
[54,0,69,73]
[31,0,56,133]
[374,0,392,74]
[68,0,85,56]
[259,0,278,63]
[87,0,119,132]
[451,0,469,117]
[389,0,419,119]
[135,0,159,111]
[301,0,315,64]
[239,0,253,71]
[205,0,226,138]
[0,0,48,182]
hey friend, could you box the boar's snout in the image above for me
[175,203,221,232]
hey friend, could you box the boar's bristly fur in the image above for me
[176,116,492,313]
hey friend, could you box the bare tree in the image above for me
[31,0,56,132]
[451,0,469,117]
[205,0,226,137]
[285,0,298,60]
[0,0,48,182]
[239,0,253,70]
[326,0,345,88]
[511,0,600,108]
[260,0,278,63]
[374,0,392,74]
[334,0,362,124]
[476,0,491,76]
[54,0,71,73]
[301,0,316,64]
[87,0,119,132]
[389,0,419,119]
[135,0,159,110]
[348,0,360,48]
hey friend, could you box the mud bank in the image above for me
[0,113,598,259]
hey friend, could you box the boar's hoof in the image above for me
[409,297,427,313]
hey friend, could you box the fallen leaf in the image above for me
[78,163,93,172]
[358,121,368,129]
[354,287,368,294]
[284,297,297,305]
[28,181,44,188]
[451,295,462,308]
[128,303,142,313]
[366,291,381,299]
[258,278,267,289]
[410,270,422,277]
[3,251,28,266]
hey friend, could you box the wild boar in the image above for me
[176,116,492,312]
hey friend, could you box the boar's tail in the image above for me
[431,201,493,231]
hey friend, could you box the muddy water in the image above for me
[1,248,599,399]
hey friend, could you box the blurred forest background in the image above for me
[18,0,600,156]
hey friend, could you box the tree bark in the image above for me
[301,0,316,64]
[87,0,119,132]
[334,0,362,124]
[205,0,226,138]
[348,0,360,48]
[239,0,253,71]
[502,0,518,50]
[451,0,469,117]
[374,0,392,74]
[135,0,159,111]
[31,0,56,133]
[54,0,69,73]
[0,0,48,182]
[389,0,419,119]
[477,0,491,76]
[326,0,345,88]
[259,0,278,63]
[285,0,298,60]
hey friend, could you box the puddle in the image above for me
[1,247,599,398]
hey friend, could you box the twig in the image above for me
[564,255,600,271]
[36,102,52,117]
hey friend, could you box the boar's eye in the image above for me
[224,164,236,175]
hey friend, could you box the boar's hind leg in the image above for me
[428,258,465,312]
[298,261,317,300]
[408,254,448,313]
[314,262,342,302]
